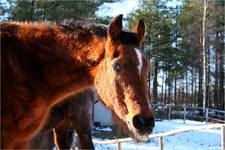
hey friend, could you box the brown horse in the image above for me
[1,14,154,149]
[29,88,95,149]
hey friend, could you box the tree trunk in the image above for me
[194,70,197,107]
[178,88,181,106]
[198,66,203,108]
[202,0,208,110]
[218,34,225,110]
[214,33,219,109]
[164,73,167,105]
[185,70,188,105]
[174,78,177,105]
[191,68,194,107]
[182,81,185,105]
[30,0,35,21]
[206,45,211,108]
[153,61,158,102]
[168,84,171,104]
[161,71,164,104]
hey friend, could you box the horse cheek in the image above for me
[94,62,112,108]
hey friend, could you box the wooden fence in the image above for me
[93,124,225,150]
[155,105,225,123]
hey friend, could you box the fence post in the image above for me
[159,137,164,150]
[222,125,225,150]
[206,108,208,122]
[168,107,171,120]
[117,141,121,150]
[183,106,186,124]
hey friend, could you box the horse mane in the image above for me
[1,19,140,69]
[59,19,107,39]
[1,20,108,68]
[59,19,140,46]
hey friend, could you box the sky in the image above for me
[1,0,182,21]
[96,0,182,18]
[0,0,140,21]
[96,0,140,18]
[167,0,182,7]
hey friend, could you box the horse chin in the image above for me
[129,130,149,142]
[126,121,149,142]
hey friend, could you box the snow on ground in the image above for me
[95,127,113,132]
[94,119,222,150]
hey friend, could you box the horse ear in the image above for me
[108,14,123,40]
[135,19,145,43]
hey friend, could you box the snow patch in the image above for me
[95,127,112,132]
[94,119,221,150]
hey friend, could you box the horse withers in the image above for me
[1,14,154,148]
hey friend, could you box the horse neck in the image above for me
[56,28,106,68]
[20,24,106,106]
[47,26,106,105]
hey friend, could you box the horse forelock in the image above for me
[118,31,140,46]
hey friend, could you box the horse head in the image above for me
[95,15,155,140]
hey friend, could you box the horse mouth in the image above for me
[126,120,152,142]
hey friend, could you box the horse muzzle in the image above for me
[126,114,155,141]
[132,115,155,135]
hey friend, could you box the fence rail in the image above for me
[93,124,225,150]
[154,105,225,123]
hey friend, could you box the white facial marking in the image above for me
[134,48,143,76]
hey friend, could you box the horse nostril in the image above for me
[133,115,145,129]
[132,115,155,134]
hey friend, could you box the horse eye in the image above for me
[113,63,120,72]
